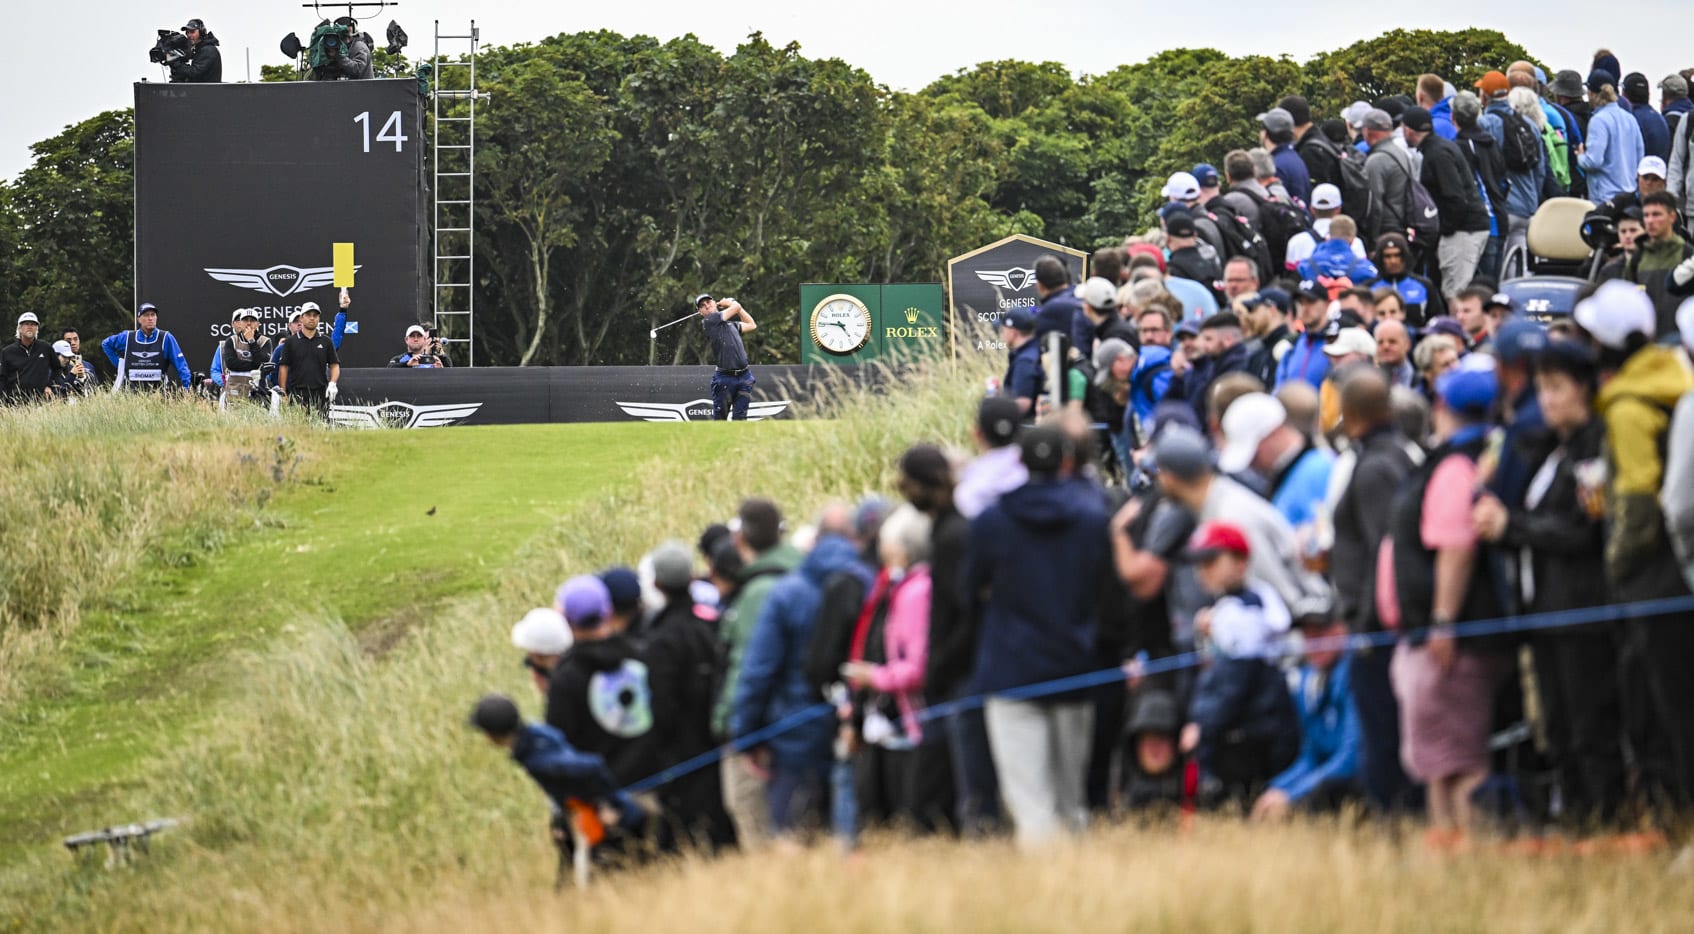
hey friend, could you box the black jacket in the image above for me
[1332,425,1416,632]
[1496,420,1609,620]
[1297,126,1343,189]
[169,33,222,83]
[1418,133,1491,235]
[1455,126,1508,233]
[640,599,737,849]
[1167,246,1223,303]
[922,505,974,701]
[1,339,60,400]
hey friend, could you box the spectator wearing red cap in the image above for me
[1181,520,1300,803]
[1384,355,1509,846]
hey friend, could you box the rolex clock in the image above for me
[809,293,873,355]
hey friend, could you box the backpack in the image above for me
[1204,197,1275,282]
[1395,156,1441,244]
[1302,133,1377,241]
[1239,188,1313,271]
[1541,122,1571,190]
[1497,108,1543,173]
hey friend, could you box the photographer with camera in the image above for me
[209,308,276,408]
[387,324,453,368]
[167,18,221,83]
[311,16,374,81]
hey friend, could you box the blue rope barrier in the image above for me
[620,591,1694,796]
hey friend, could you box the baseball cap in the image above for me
[510,607,572,656]
[1019,425,1071,474]
[1425,316,1471,348]
[238,307,259,321]
[1152,424,1211,481]
[138,302,158,315]
[1001,306,1036,333]
[1623,72,1651,98]
[693,293,714,306]
[977,396,1023,446]
[1587,69,1616,94]
[1573,279,1656,348]
[555,574,613,630]
[1125,242,1167,274]
[16,312,39,325]
[1077,276,1119,311]
[52,339,73,356]
[1247,287,1291,314]
[1310,183,1343,211]
[1161,171,1201,201]
[599,566,643,614]
[1192,164,1220,189]
[1217,392,1287,474]
[1324,327,1377,359]
[287,308,304,322]
[1255,107,1294,135]
[1127,690,1180,736]
[1639,156,1668,179]
[646,541,695,592]
[1435,354,1499,415]
[1549,69,1585,98]
[1493,318,1548,366]
[1402,106,1435,133]
[1485,292,1514,313]
[1164,210,1198,239]
[1475,70,1510,98]
[406,324,428,337]
[467,693,521,735]
[1663,74,1690,98]
[1341,100,1372,128]
[1173,319,1200,339]
[1188,520,1251,560]
[1359,108,1394,132]
[1678,297,1694,352]
[1294,279,1328,303]
[299,301,321,315]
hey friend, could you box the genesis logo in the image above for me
[327,401,481,429]
[975,267,1038,291]
[204,263,362,298]
[615,399,790,422]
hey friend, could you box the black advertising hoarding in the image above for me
[325,365,880,427]
[946,235,1087,356]
[134,79,429,371]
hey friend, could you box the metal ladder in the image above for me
[431,20,484,365]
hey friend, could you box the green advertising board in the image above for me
[799,283,945,365]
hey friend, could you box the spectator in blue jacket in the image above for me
[1001,306,1043,418]
[1417,73,1459,141]
[1257,107,1312,206]
[101,303,192,390]
[1579,71,1647,204]
[730,528,861,838]
[963,425,1110,848]
[1253,606,1361,819]
[1274,283,1333,390]
[1622,73,1671,160]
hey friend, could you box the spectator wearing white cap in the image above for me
[1,312,61,402]
[1283,184,1369,272]
[511,607,574,697]
[208,308,275,406]
[1163,171,1228,261]
[1578,281,1694,811]
[50,338,92,397]
[387,323,453,368]
[1218,391,1335,537]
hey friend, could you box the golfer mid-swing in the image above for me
[696,294,758,421]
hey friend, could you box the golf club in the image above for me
[649,312,697,340]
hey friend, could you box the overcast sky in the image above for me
[5,1,1689,181]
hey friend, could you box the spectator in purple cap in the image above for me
[1384,354,1510,848]
[1578,69,1646,205]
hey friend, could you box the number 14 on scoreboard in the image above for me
[354,111,409,153]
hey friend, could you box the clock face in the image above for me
[810,294,872,355]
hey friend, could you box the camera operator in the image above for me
[209,308,275,407]
[169,18,221,83]
[1,312,62,403]
[387,324,453,368]
[313,16,374,81]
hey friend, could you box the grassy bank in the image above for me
[2,360,986,927]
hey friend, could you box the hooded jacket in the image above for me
[1597,345,1694,601]
[711,542,801,737]
[964,475,1110,699]
[1418,132,1491,235]
[546,632,665,785]
[1429,95,1459,141]
[168,32,221,83]
[730,534,860,766]
[1456,123,1508,234]
[509,722,645,832]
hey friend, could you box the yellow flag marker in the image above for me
[332,242,356,288]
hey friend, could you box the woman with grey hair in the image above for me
[840,502,951,832]
[1090,337,1137,470]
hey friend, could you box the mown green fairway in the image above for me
[0,422,750,858]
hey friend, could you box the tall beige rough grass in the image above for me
[0,394,324,702]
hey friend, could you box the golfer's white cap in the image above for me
[299,301,321,315]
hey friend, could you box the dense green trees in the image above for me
[0,29,1539,364]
